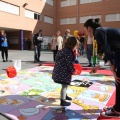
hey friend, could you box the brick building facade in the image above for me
[0,0,119,49]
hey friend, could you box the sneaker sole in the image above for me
[60,103,71,106]
[66,99,72,101]
[103,106,113,111]
[101,112,120,118]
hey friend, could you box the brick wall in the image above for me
[0,0,119,49]
[56,0,120,35]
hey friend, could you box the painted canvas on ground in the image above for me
[0,66,115,120]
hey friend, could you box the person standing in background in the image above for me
[51,31,63,62]
[63,29,71,47]
[0,30,8,62]
[84,35,93,67]
[80,34,85,55]
[73,39,80,64]
[33,30,43,63]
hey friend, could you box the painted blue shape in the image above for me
[42,107,88,120]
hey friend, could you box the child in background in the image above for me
[52,36,78,106]
[74,36,80,63]
[74,45,80,63]
[80,34,85,55]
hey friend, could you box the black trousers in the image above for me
[53,46,58,62]
[113,68,120,112]
[113,51,120,112]
[1,47,8,60]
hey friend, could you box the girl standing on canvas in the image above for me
[84,18,120,118]
[52,36,78,106]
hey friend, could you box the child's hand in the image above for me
[89,68,96,74]
[89,65,100,74]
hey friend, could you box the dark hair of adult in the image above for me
[84,18,101,30]
[64,36,78,50]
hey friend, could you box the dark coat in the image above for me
[52,48,75,85]
[94,27,120,68]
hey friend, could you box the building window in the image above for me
[80,0,102,4]
[60,17,76,25]
[44,0,53,6]
[60,18,68,25]
[34,13,41,20]
[25,9,41,20]
[44,16,53,24]
[38,14,41,20]
[0,1,19,15]
[105,13,120,22]
[34,13,38,20]
[61,0,76,7]
[80,15,101,23]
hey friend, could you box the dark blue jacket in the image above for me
[94,27,120,64]
[0,35,8,47]
[52,48,75,85]
[33,33,43,47]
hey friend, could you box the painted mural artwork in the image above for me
[0,66,115,120]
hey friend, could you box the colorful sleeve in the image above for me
[1,37,4,41]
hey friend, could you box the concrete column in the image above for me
[20,30,24,50]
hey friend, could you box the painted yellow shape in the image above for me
[73,99,99,115]
[0,79,18,87]
[47,92,60,98]
[0,98,7,104]
[54,86,86,98]
[67,86,87,98]
[11,99,20,105]
[99,85,112,92]
[106,86,112,92]
[73,99,84,106]
[0,80,9,85]
[102,76,114,81]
